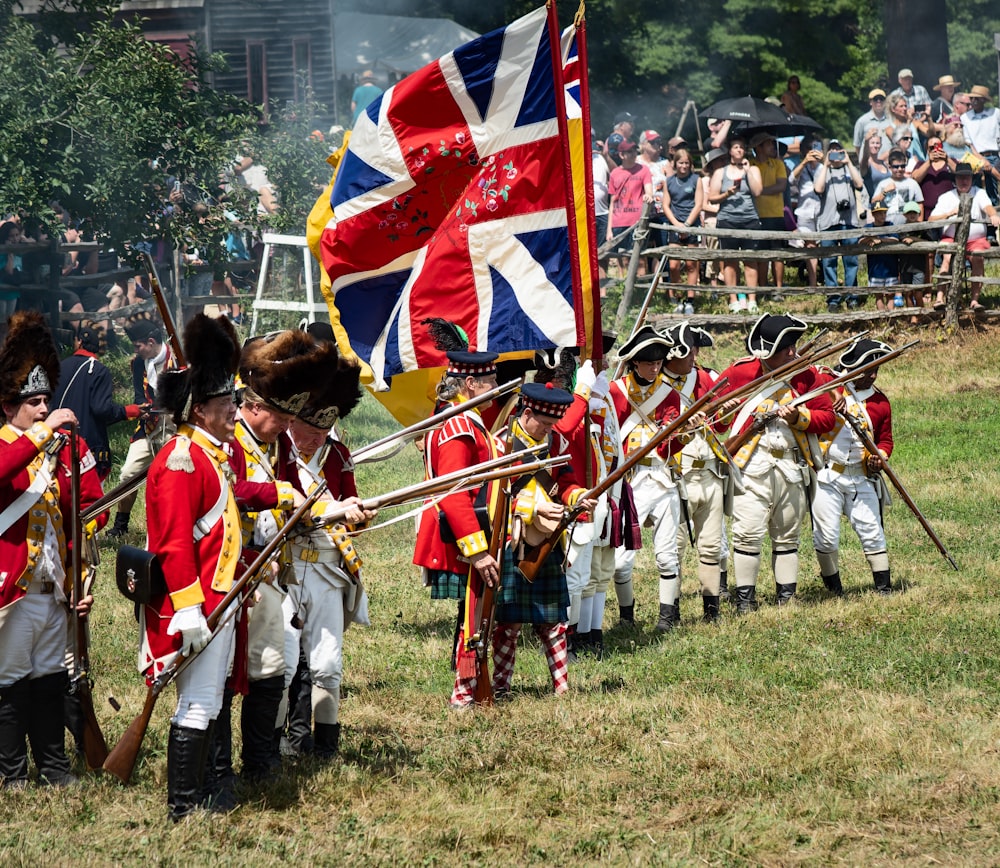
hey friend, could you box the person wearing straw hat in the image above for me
[812,338,896,597]
[717,314,835,613]
[962,86,1000,203]
[138,314,242,819]
[608,326,689,630]
[0,312,105,789]
[930,75,961,127]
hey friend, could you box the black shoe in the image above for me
[105,513,130,539]
[735,586,759,615]
[656,603,680,632]
[822,572,844,597]
[702,595,720,623]
[314,722,340,760]
[873,570,893,595]
[775,582,797,606]
[618,604,636,628]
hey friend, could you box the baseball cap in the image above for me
[614,111,636,125]
[641,130,662,144]
[667,135,687,148]
[871,201,888,213]
[868,88,886,100]
[901,201,921,214]
[898,68,914,79]
[827,138,843,149]
[617,140,638,154]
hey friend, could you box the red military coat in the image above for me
[413,405,502,575]
[0,422,105,610]
[717,357,835,467]
[140,426,242,676]
[609,372,686,460]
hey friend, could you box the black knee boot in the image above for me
[822,572,844,596]
[702,595,720,623]
[200,689,238,812]
[28,673,75,786]
[618,603,635,627]
[314,722,340,759]
[719,570,730,602]
[0,677,30,788]
[168,723,209,821]
[775,582,797,606]
[63,689,85,761]
[735,586,759,615]
[241,675,284,783]
[284,651,313,756]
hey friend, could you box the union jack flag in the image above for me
[318,5,599,412]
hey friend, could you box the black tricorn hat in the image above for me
[157,314,240,423]
[618,325,670,363]
[0,311,60,406]
[746,313,807,360]
[837,338,892,372]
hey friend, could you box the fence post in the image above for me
[945,193,971,329]
[614,202,654,331]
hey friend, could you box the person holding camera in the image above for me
[889,68,932,113]
[813,140,865,308]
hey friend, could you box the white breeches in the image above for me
[0,592,68,685]
[172,606,237,731]
[614,472,680,579]
[731,463,807,553]
[246,580,287,682]
[812,472,886,555]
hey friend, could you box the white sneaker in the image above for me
[674,302,685,313]
[728,301,742,313]
[746,300,759,313]
[683,303,694,315]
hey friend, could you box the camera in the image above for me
[915,103,928,113]
[837,199,851,210]
[829,150,846,161]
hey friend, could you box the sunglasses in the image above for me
[898,136,913,141]
[890,164,907,169]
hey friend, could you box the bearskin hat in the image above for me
[0,311,60,407]
[157,314,240,424]
[533,347,577,391]
[240,329,339,416]
[298,356,363,429]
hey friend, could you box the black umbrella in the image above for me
[699,95,791,126]
[739,113,825,139]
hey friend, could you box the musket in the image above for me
[471,424,517,706]
[142,251,187,368]
[723,339,918,456]
[68,424,109,770]
[838,409,958,570]
[82,470,148,524]
[351,378,522,465]
[102,480,329,784]
[517,377,729,581]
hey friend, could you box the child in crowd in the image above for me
[860,202,899,310]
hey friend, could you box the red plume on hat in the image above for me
[0,311,60,406]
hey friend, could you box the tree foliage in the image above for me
[0,0,255,256]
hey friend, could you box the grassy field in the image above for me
[4,323,999,867]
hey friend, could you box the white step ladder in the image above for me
[249,233,328,335]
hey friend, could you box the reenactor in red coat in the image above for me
[0,312,105,788]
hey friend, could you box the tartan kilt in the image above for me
[495,546,568,625]
[427,568,468,601]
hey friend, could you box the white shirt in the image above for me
[931,186,994,241]
[592,153,609,217]
[962,109,1000,154]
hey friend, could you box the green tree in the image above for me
[0,0,255,258]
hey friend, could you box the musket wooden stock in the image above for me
[68,425,109,770]
[81,468,148,524]
[142,252,187,368]
[517,378,729,582]
[838,411,958,570]
[102,481,329,784]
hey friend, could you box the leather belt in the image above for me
[26,581,55,595]
[683,458,716,470]
[768,448,795,460]
[829,461,865,475]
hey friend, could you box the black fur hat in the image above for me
[157,314,240,424]
[240,330,339,416]
[0,311,60,406]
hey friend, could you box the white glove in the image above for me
[167,605,212,656]
[592,371,610,400]
[575,359,597,391]
[589,396,605,413]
